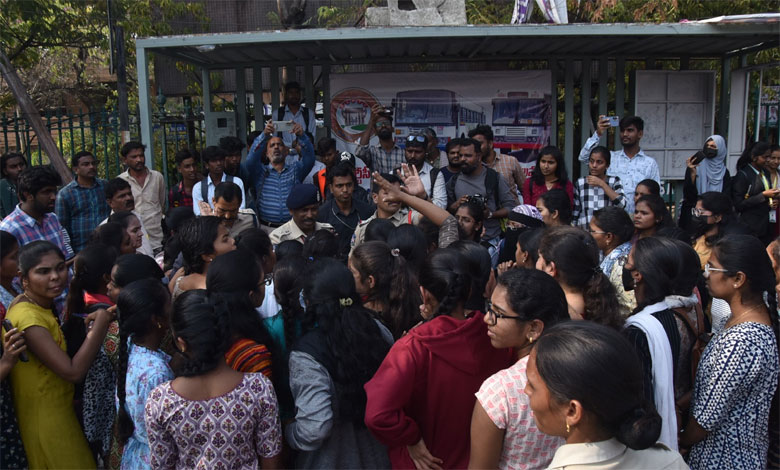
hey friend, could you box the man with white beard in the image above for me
[246,120,315,233]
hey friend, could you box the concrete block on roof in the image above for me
[365,0,466,26]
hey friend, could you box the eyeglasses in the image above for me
[375,121,391,129]
[586,227,607,235]
[406,135,426,144]
[691,208,714,218]
[485,300,526,326]
[703,263,729,277]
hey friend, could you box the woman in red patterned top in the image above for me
[522,146,574,207]
[206,249,274,379]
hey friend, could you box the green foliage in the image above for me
[317,0,377,27]
[0,0,208,113]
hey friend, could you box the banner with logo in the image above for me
[330,70,552,188]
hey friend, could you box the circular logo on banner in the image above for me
[330,88,380,143]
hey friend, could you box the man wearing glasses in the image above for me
[55,151,110,253]
[356,104,405,174]
[397,134,447,209]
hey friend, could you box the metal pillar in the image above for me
[235,67,247,155]
[718,56,730,137]
[615,58,625,151]
[253,66,264,131]
[136,46,154,169]
[564,59,575,169]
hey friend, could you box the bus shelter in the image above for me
[135,21,779,184]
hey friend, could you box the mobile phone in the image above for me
[274,120,294,133]
[607,115,620,127]
[1,319,28,362]
[692,151,706,165]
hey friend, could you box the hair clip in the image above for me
[339,297,353,307]
[390,248,400,257]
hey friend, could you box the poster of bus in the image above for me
[330,70,552,177]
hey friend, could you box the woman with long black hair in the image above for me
[145,290,282,468]
[287,258,391,468]
[681,235,779,469]
[522,146,574,207]
[206,249,274,378]
[622,236,702,450]
[536,226,623,328]
[365,248,513,469]
[349,241,421,339]
[115,279,172,469]
[731,142,778,245]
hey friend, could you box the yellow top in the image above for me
[7,301,96,469]
[693,235,711,271]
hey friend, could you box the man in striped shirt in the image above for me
[246,120,315,232]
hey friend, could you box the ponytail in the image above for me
[418,248,472,319]
[351,242,421,339]
[583,269,624,329]
[387,249,422,336]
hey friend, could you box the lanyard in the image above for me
[750,165,774,205]
[750,165,770,190]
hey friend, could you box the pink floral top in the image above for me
[144,373,282,470]
[475,356,564,470]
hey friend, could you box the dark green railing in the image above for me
[0,108,207,188]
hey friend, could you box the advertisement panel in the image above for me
[330,70,552,188]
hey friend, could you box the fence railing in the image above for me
[0,108,208,187]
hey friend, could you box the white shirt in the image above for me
[548,438,688,470]
[192,173,246,215]
[277,104,317,147]
[403,161,447,209]
[578,131,661,214]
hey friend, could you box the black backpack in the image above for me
[201,174,234,203]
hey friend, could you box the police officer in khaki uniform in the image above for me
[270,183,333,245]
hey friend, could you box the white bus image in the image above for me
[491,93,551,155]
[392,89,486,147]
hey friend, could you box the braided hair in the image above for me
[116,279,170,445]
[171,289,232,377]
[273,254,309,348]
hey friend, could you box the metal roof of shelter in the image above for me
[137,22,779,68]
[134,20,780,189]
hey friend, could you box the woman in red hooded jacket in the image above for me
[364,247,513,469]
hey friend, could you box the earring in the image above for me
[527,336,534,344]
[157,322,162,329]
[566,422,571,433]
[733,284,738,288]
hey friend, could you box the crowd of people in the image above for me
[0,85,779,470]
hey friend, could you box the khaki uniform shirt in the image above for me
[270,219,334,245]
[226,210,259,239]
[350,208,421,251]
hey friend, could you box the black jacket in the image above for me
[730,165,771,243]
